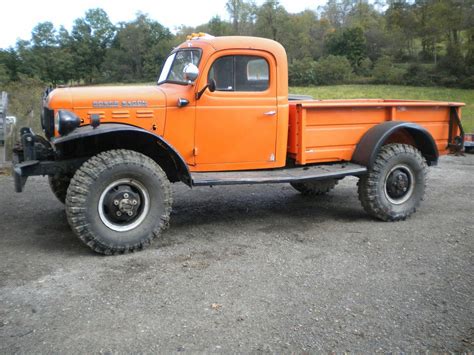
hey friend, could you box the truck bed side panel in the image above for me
[395,106,450,155]
[288,101,460,165]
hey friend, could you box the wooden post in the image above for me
[0,92,9,167]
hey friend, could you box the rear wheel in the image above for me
[358,143,427,221]
[290,179,338,196]
[66,149,172,255]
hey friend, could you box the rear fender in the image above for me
[352,121,438,168]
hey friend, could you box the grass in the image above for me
[290,85,474,133]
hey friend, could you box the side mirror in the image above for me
[208,78,216,92]
[196,78,217,100]
[183,63,199,83]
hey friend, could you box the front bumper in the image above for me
[13,159,86,193]
[13,159,53,193]
[13,128,85,192]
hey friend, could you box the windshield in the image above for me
[158,49,202,85]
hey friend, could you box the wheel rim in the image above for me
[98,178,150,232]
[383,164,415,205]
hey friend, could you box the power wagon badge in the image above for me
[92,100,148,108]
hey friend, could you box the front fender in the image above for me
[53,124,158,144]
[53,124,192,186]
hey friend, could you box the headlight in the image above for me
[55,110,81,136]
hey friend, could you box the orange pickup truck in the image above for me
[13,34,465,254]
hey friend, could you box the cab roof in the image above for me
[178,35,287,58]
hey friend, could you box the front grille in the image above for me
[41,106,55,139]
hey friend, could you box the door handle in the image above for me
[264,110,277,116]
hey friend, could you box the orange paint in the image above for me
[288,100,464,164]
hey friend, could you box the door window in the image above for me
[208,55,269,92]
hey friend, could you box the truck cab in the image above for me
[12,34,465,255]
[162,35,289,171]
[45,34,290,172]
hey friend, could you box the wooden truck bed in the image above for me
[287,99,464,165]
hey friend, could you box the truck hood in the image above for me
[47,85,166,110]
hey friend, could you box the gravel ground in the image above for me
[0,146,7,168]
[0,155,473,353]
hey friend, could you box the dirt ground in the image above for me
[0,155,473,352]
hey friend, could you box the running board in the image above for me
[191,163,367,187]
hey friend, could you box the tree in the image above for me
[70,8,115,83]
[182,16,233,37]
[206,16,233,36]
[24,22,57,82]
[385,1,418,58]
[104,14,172,82]
[0,48,20,82]
[225,0,256,35]
[326,26,367,67]
[254,0,289,41]
[319,0,354,28]
[345,0,381,30]
[13,22,74,84]
[282,10,331,62]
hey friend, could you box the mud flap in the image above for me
[448,107,465,154]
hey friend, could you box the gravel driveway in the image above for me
[0,155,473,352]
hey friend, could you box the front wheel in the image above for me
[48,173,72,204]
[66,149,172,255]
[358,143,427,221]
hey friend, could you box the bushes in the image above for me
[316,56,353,85]
[372,56,405,84]
[289,55,352,86]
[356,57,373,77]
[0,64,8,86]
[1,75,45,133]
[459,76,474,89]
[288,59,317,86]
[289,52,474,89]
[403,63,435,87]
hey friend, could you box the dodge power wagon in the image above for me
[12,34,465,254]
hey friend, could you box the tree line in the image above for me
[0,0,473,89]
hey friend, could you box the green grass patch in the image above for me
[290,85,474,133]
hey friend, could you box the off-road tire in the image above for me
[358,143,427,221]
[290,179,338,196]
[66,149,172,255]
[48,174,72,204]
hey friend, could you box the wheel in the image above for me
[358,143,427,221]
[290,179,338,196]
[48,174,72,204]
[66,149,172,255]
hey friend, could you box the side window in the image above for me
[208,57,234,91]
[208,55,269,92]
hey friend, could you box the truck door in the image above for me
[195,50,278,170]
